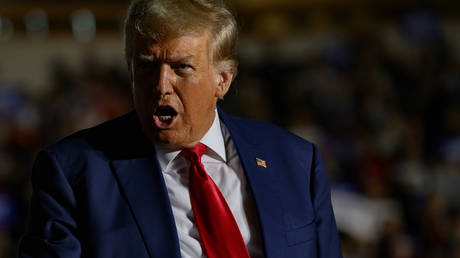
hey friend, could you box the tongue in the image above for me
[153,115,174,128]
[153,106,177,128]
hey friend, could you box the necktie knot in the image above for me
[180,142,207,163]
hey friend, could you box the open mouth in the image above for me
[153,106,178,129]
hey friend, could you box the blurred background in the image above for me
[1,0,459,257]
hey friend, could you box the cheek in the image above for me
[133,77,154,98]
[179,88,212,120]
[133,76,148,90]
[132,85,153,113]
[132,85,144,103]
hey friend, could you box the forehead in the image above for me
[133,32,211,59]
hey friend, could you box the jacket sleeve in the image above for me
[18,150,82,258]
[311,145,342,258]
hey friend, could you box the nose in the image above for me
[156,63,174,95]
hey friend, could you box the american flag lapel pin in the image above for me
[256,158,267,168]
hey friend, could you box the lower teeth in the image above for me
[159,116,172,121]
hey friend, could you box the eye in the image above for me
[135,59,161,70]
[172,63,193,70]
[171,63,194,76]
[135,60,152,69]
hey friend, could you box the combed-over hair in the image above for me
[124,0,238,74]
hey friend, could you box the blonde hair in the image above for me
[124,0,238,74]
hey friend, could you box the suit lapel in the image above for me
[219,108,285,258]
[108,110,287,257]
[111,156,181,258]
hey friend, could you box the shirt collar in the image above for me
[200,109,227,163]
[154,109,227,172]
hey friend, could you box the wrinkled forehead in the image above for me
[131,31,213,61]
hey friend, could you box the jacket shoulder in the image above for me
[45,111,137,156]
[37,111,152,183]
[225,115,314,149]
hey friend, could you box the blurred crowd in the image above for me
[0,56,133,257]
[0,9,459,258]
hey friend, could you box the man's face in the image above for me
[131,32,231,148]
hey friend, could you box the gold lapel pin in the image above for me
[256,158,267,168]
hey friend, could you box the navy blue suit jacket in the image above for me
[19,109,342,258]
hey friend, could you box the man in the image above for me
[19,0,342,257]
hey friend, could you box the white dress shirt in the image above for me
[154,110,264,258]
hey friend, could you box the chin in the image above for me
[152,131,181,147]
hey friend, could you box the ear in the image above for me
[215,69,233,98]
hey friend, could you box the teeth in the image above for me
[159,115,172,121]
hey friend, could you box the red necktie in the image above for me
[180,143,250,258]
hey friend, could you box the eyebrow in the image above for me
[138,54,194,63]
